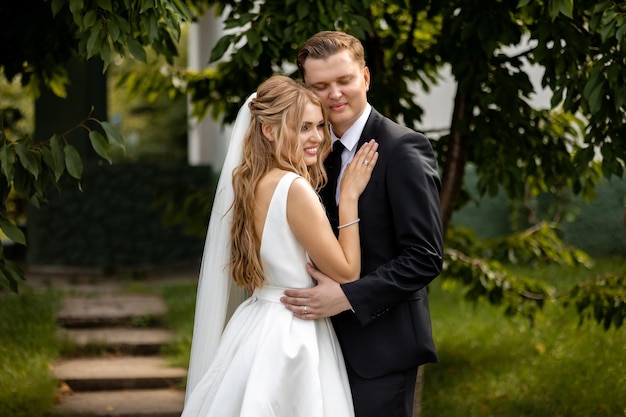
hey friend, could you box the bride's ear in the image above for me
[261,123,275,141]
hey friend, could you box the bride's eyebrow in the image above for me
[301,119,325,126]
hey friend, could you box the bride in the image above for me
[181,75,378,417]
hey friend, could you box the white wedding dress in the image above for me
[181,172,354,417]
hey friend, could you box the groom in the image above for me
[281,31,444,417]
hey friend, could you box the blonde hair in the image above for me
[297,31,366,79]
[230,75,331,290]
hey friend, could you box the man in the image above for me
[281,31,444,417]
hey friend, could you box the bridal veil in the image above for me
[185,94,255,399]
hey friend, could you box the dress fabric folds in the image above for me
[182,172,354,417]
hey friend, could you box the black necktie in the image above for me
[321,141,345,233]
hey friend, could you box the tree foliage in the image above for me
[1,0,625,331]
[0,111,124,291]
[0,0,196,291]
[179,0,625,211]
[172,0,626,330]
[0,0,195,96]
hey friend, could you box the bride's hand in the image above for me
[339,139,378,200]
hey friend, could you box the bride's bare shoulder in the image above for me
[257,169,289,196]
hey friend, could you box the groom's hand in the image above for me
[281,263,353,319]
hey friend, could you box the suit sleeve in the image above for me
[341,130,444,327]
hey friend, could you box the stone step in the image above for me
[60,327,176,355]
[53,356,187,391]
[53,388,185,417]
[57,294,167,328]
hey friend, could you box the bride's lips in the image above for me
[304,146,318,155]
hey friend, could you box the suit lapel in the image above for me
[358,108,382,148]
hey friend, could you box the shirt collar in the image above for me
[331,104,372,152]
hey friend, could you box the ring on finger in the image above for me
[304,306,308,314]
[363,160,369,166]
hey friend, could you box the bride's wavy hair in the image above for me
[230,75,331,290]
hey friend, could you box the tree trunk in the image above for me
[439,88,471,234]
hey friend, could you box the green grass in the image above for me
[2,258,624,417]
[157,260,626,416]
[0,289,61,417]
[153,258,626,416]
[422,257,626,417]
[158,283,197,369]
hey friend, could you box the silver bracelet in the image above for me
[337,218,360,229]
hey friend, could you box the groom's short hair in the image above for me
[297,31,366,79]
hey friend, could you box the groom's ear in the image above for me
[261,123,275,141]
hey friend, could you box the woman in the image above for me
[181,75,378,417]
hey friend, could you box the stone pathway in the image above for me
[34,269,193,417]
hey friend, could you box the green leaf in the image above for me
[140,0,155,13]
[583,67,602,100]
[100,121,125,149]
[600,18,616,42]
[127,38,147,62]
[616,18,626,43]
[83,10,97,28]
[51,0,65,16]
[97,0,112,12]
[108,19,120,41]
[148,13,158,42]
[548,0,560,20]
[112,14,131,35]
[558,0,574,19]
[592,1,612,15]
[352,14,371,32]
[0,217,26,245]
[100,41,111,71]
[588,80,604,113]
[64,145,83,179]
[247,29,260,48]
[71,6,83,27]
[171,0,191,20]
[210,34,235,63]
[69,0,84,14]
[86,29,102,58]
[0,268,16,293]
[48,70,69,98]
[0,258,25,293]
[50,135,65,181]
[12,163,34,199]
[15,143,41,179]
[41,145,55,172]
[0,144,15,181]
[296,1,310,20]
[88,130,112,164]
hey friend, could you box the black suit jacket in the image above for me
[322,107,444,379]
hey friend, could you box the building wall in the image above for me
[453,167,626,257]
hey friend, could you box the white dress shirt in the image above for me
[331,104,372,204]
